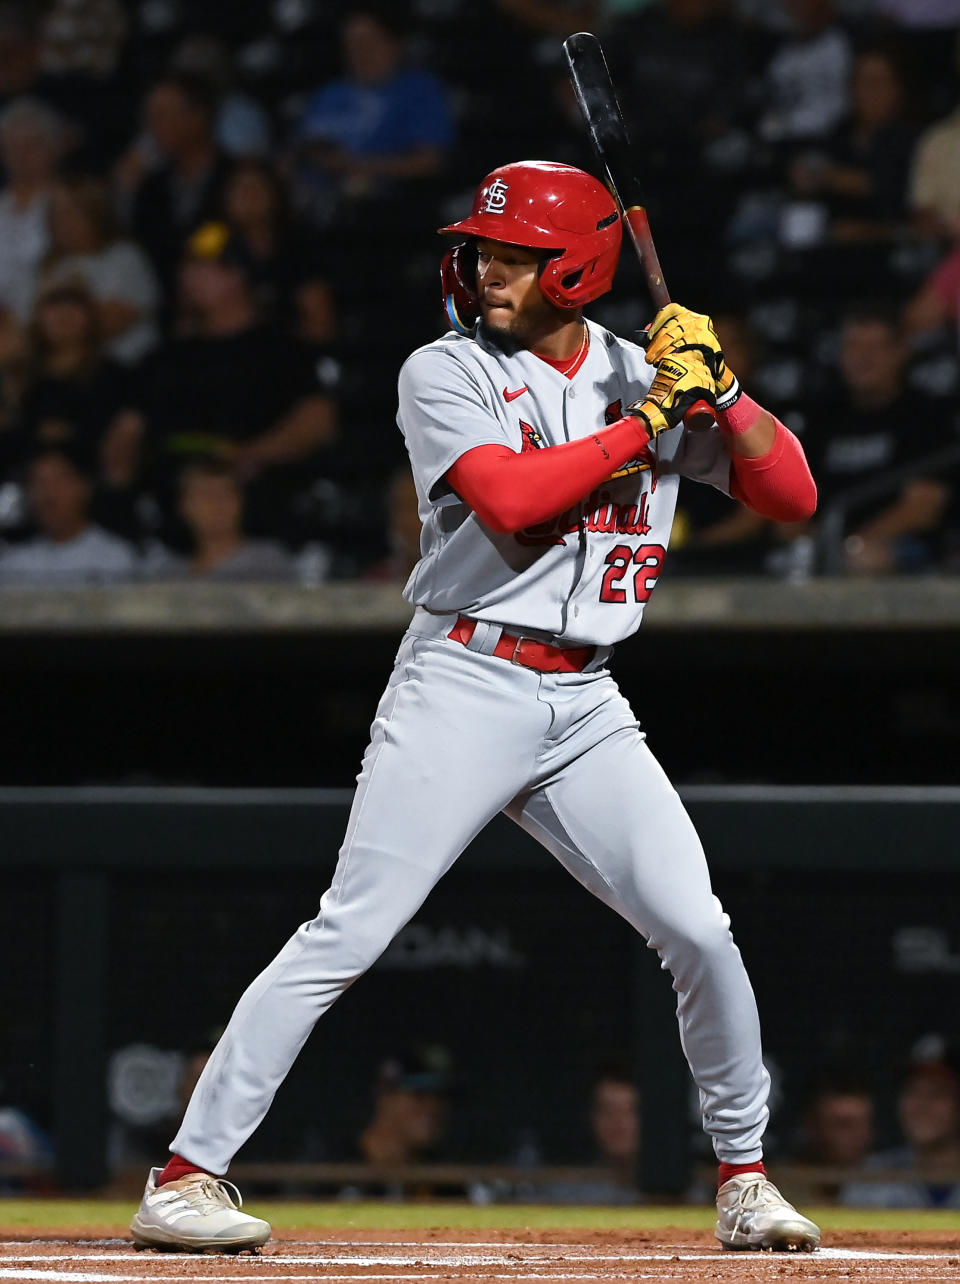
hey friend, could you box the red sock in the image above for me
[718,1160,766,1186]
[156,1154,208,1186]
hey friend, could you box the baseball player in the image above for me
[131,161,820,1254]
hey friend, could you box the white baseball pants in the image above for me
[173,611,769,1173]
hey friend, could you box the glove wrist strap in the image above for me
[715,373,742,415]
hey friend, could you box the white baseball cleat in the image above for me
[130,1167,271,1253]
[715,1172,820,1252]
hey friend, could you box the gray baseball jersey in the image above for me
[398,319,731,646]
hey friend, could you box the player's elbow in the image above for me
[757,492,818,523]
[740,476,818,524]
[478,508,523,535]
[772,482,817,523]
[792,478,818,522]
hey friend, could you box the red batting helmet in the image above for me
[438,160,622,320]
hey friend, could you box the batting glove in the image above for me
[626,352,716,438]
[640,303,741,413]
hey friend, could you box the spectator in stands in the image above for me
[509,1059,640,1205]
[0,445,138,583]
[909,35,960,240]
[13,277,142,491]
[841,1039,960,1208]
[804,306,952,573]
[759,0,852,145]
[552,1061,641,1205]
[788,1077,874,1203]
[222,159,336,342]
[332,1045,456,1199]
[169,35,271,161]
[581,1062,641,1203]
[0,1077,52,1194]
[34,0,130,170]
[156,457,295,582]
[38,0,125,80]
[904,242,960,344]
[357,1046,453,1168]
[0,3,41,112]
[0,96,63,322]
[0,3,87,153]
[144,221,337,538]
[363,468,421,584]
[37,176,160,366]
[612,0,748,149]
[119,72,230,301]
[789,48,917,242]
[0,300,25,445]
[801,1080,875,1169]
[293,8,453,223]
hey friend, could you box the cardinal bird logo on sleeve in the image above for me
[520,420,544,452]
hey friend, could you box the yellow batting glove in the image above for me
[626,352,716,438]
[640,303,740,412]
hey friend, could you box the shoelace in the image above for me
[175,1177,244,1214]
[727,1175,780,1241]
[734,1175,777,1210]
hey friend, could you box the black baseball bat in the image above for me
[563,31,714,429]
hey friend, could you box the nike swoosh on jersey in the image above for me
[503,386,528,402]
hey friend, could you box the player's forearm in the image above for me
[720,394,817,523]
[446,418,651,534]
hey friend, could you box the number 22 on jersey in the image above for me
[599,543,666,604]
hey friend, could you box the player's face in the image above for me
[475,239,559,345]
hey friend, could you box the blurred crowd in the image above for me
[0,0,959,583]
[6,1034,960,1208]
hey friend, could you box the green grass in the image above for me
[1,1200,959,1233]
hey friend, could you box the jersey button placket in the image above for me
[561,381,590,617]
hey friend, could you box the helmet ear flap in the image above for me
[440,241,479,335]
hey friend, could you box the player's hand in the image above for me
[626,352,716,438]
[640,303,739,408]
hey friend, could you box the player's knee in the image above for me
[294,918,392,978]
[657,914,734,971]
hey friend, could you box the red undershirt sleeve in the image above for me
[726,417,818,523]
[446,417,651,534]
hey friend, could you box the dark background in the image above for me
[1,622,958,787]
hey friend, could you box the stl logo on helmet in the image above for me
[482,179,509,214]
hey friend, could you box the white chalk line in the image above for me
[1,1248,958,1264]
[0,1274,670,1283]
[0,1274,137,1283]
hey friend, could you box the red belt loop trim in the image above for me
[447,615,595,674]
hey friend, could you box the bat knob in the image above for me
[683,399,716,431]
